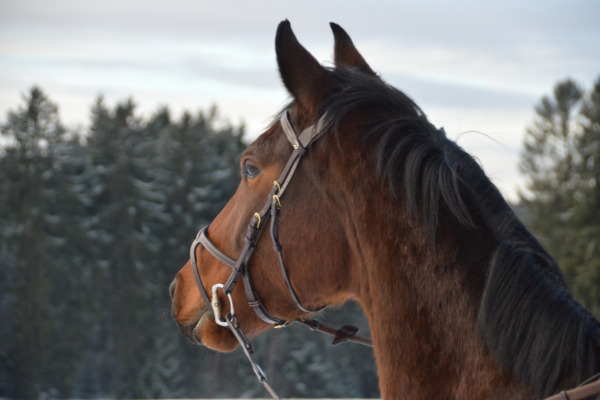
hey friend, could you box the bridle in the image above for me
[186,110,600,400]
[191,110,329,326]
[188,110,372,399]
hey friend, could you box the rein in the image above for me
[543,373,600,400]
[186,111,600,400]
[189,111,372,399]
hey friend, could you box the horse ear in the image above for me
[275,20,333,115]
[330,22,376,76]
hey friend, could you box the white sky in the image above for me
[1,0,599,201]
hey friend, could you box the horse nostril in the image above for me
[169,279,177,299]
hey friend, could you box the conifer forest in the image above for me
[0,87,377,399]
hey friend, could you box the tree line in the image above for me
[0,87,377,399]
[519,76,600,318]
[1,74,599,398]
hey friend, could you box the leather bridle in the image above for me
[186,110,600,400]
[188,110,372,399]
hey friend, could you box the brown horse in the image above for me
[170,21,600,399]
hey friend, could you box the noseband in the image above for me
[188,111,371,399]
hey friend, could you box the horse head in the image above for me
[170,21,375,352]
[170,21,600,399]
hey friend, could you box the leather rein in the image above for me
[189,111,372,400]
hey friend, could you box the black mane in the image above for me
[321,67,600,397]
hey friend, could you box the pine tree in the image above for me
[567,78,600,316]
[0,86,82,398]
[83,97,168,397]
[519,77,600,317]
[1,86,388,397]
[151,107,247,397]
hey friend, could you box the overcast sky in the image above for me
[1,0,599,201]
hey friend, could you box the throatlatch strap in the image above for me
[298,319,373,347]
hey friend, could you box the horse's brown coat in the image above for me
[171,21,599,399]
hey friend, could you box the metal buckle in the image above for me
[211,284,234,327]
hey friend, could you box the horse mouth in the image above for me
[177,308,211,345]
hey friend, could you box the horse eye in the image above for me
[243,163,261,179]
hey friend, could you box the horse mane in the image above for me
[480,241,600,396]
[319,67,600,397]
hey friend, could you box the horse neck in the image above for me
[321,127,599,398]
[338,180,532,399]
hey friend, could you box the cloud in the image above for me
[1,0,599,201]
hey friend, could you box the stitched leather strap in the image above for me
[298,319,373,347]
[190,230,215,316]
[225,313,280,400]
[543,377,600,400]
[281,110,329,149]
[198,227,236,268]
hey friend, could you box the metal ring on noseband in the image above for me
[211,284,233,327]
